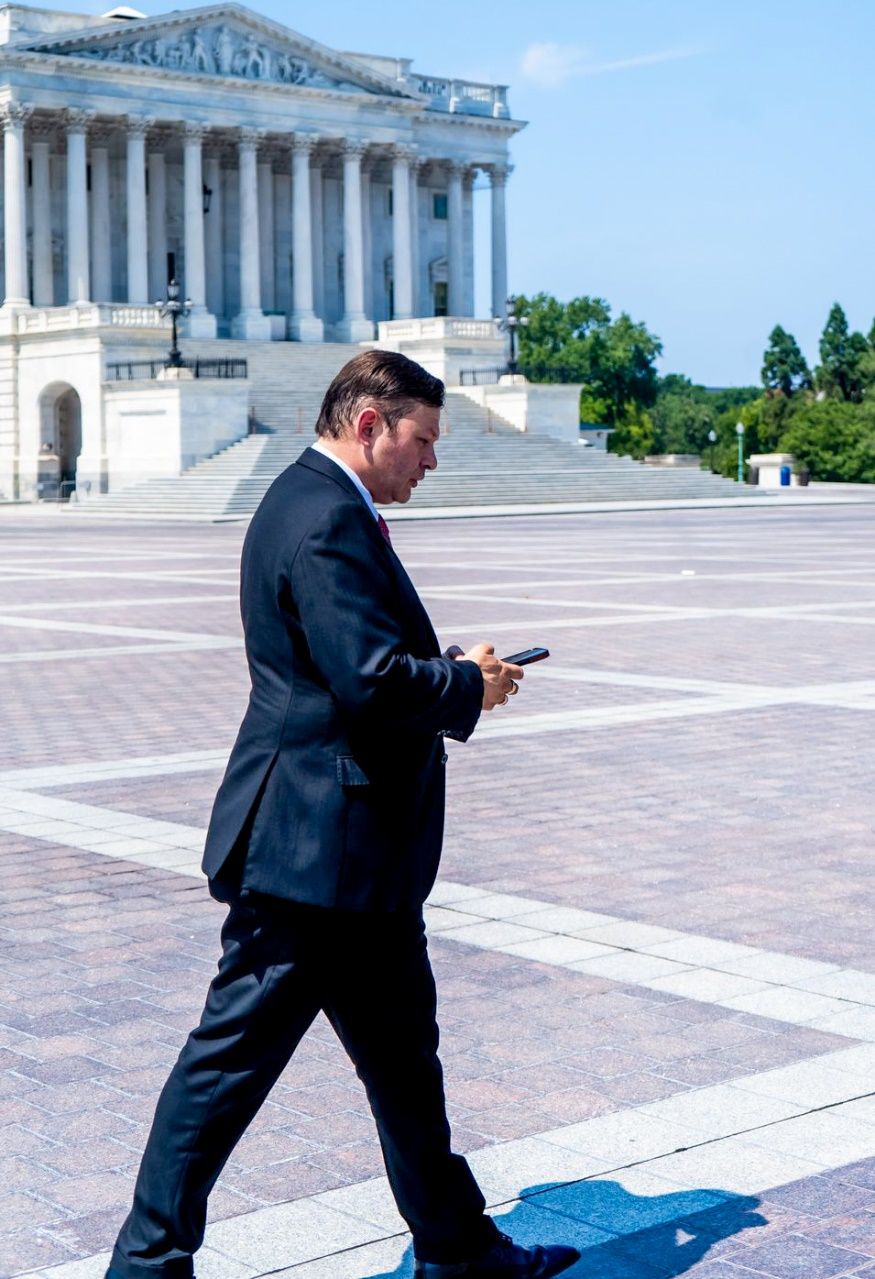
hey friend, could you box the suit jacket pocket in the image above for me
[336,755,370,786]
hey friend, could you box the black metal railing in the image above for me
[106,358,249,382]
[459,364,579,386]
[459,366,509,386]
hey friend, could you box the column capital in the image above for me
[125,114,155,139]
[63,108,96,134]
[1,102,33,132]
[489,162,512,185]
[238,126,265,149]
[89,123,117,147]
[342,138,369,161]
[291,132,320,156]
[29,115,57,143]
[202,137,228,160]
[183,122,209,145]
[445,158,467,178]
[390,142,417,165]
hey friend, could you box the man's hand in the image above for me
[457,643,524,712]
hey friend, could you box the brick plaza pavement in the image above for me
[2,503,875,1279]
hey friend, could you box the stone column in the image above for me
[232,128,270,340]
[65,109,93,304]
[30,121,54,307]
[289,134,322,342]
[310,151,324,320]
[257,155,275,314]
[410,157,425,317]
[490,163,509,319]
[203,147,224,322]
[446,160,465,317]
[125,116,150,305]
[89,126,113,303]
[183,123,216,337]
[145,147,166,301]
[463,165,476,318]
[391,145,415,320]
[337,140,372,342]
[1,104,32,309]
[360,161,372,321]
[147,144,167,301]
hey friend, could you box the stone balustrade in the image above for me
[15,305,169,334]
[379,317,500,341]
[415,76,509,118]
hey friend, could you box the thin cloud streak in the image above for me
[520,41,701,87]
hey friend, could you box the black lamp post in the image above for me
[157,279,192,369]
[497,295,529,375]
[707,428,717,473]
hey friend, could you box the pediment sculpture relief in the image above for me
[76,24,358,90]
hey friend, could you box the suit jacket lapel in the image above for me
[296,448,439,656]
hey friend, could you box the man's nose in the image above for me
[425,445,438,471]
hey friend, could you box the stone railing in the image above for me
[15,304,170,334]
[414,76,510,119]
[379,317,500,342]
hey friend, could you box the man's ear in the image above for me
[354,406,380,446]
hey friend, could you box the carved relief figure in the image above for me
[213,25,234,75]
[80,25,346,90]
[233,33,268,79]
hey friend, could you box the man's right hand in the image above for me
[459,643,524,711]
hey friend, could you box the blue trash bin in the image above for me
[780,464,792,487]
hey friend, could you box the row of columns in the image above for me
[0,104,511,339]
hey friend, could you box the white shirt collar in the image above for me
[310,438,379,523]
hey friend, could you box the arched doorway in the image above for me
[38,382,82,501]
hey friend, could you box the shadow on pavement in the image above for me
[363,1178,766,1278]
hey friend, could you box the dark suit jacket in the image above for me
[202,447,484,911]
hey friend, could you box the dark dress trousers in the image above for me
[110,448,498,1278]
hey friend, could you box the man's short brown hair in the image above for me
[315,350,445,439]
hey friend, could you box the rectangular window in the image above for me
[434,281,448,316]
[433,192,448,220]
[387,187,393,217]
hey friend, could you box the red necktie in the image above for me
[377,514,392,545]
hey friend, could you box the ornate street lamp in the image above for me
[707,427,717,473]
[157,278,192,369]
[496,295,529,376]
[735,420,745,483]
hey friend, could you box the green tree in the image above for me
[779,401,875,482]
[816,303,868,402]
[514,294,662,440]
[761,325,811,396]
[647,376,760,458]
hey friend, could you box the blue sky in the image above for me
[58,0,875,385]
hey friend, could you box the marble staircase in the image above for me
[89,340,759,518]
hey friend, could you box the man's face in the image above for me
[365,402,440,505]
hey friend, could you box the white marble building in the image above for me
[0,2,521,334]
[0,1,525,499]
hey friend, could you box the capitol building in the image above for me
[0,1,529,502]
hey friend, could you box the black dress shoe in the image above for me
[413,1231,580,1277]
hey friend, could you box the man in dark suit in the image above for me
[107,351,579,1279]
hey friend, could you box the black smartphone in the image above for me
[502,647,550,666]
